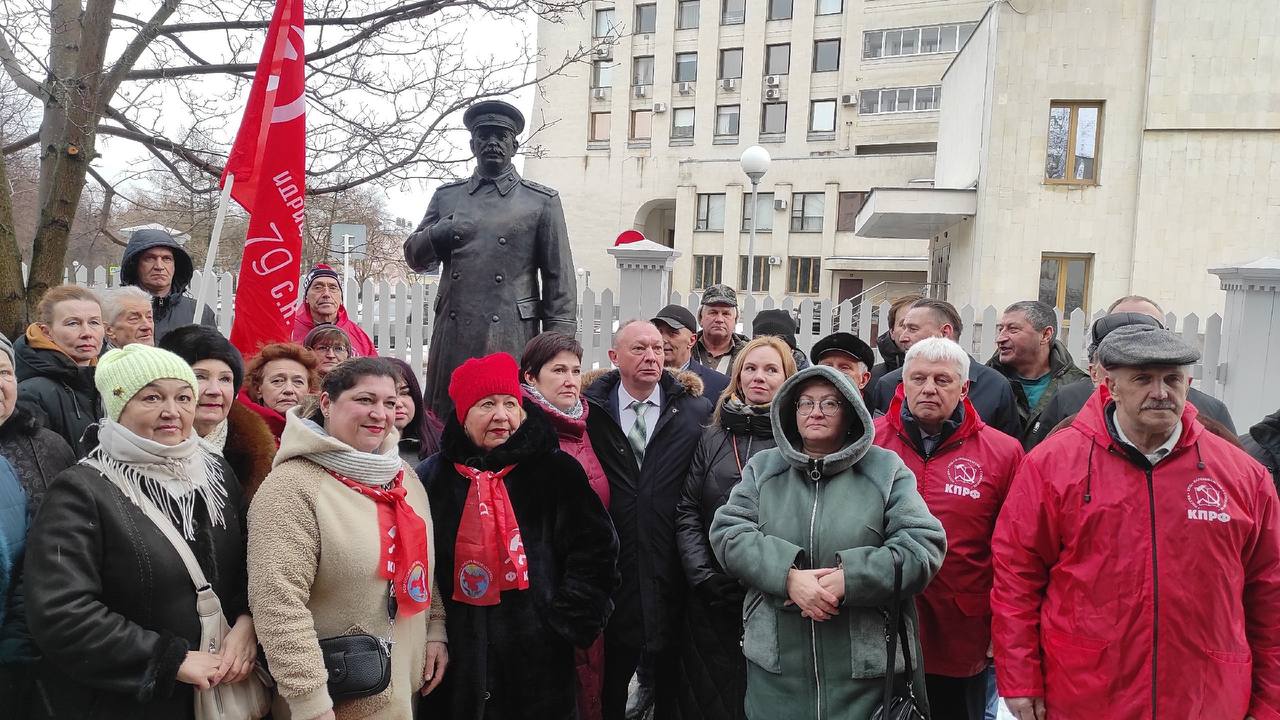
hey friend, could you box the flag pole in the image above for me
[194,174,235,324]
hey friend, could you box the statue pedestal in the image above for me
[609,239,680,320]
[1209,257,1280,429]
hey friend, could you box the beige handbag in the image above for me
[125,482,272,720]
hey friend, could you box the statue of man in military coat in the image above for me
[404,100,577,418]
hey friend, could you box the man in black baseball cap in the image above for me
[652,303,729,402]
[809,332,876,391]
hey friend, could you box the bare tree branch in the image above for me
[2,132,38,155]
[101,0,184,103]
[0,30,41,97]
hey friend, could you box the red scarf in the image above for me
[452,463,528,606]
[326,469,432,617]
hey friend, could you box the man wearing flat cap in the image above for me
[992,324,1280,720]
[405,99,577,417]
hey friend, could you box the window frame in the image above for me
[1045,101,1104,186]
[591,60,613,89]
[858,86,942,115]
[715,104,741,136]
[761,102,788,134]
[768,0,792,21]
[787,256,822,295]
[741,191,774,232]
[593,9,617,38]
[676,0,700,30]
[634,3,657,34]
[719,48,744,79]
[765,43,791,75]
[588,112,611,142]
[812,38,841,72]
[721,0,745,26]
[1039,253,1093,316]
[809,99,837,133]
[790,192,825,232]
[695,193,727,231]
[671,107,696,139]
[630,109,653,140]
[862,22,978,60]
[692,255,723,290]
[738,255,771,293]
[814,0,842,16]
[632,55,655,87]
[673,52,698,82]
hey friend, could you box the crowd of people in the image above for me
[0,243,1278,720]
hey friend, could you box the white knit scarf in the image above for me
[295,416,403,487]
[82,417,227,540]
[198,419,230,456]
[522,382,584,420]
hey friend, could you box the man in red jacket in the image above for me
[993,325,1280,720]
[873,337,1023,719]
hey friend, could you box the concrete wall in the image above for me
[935,7,994,189]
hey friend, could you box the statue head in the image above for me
[463,100,525,177]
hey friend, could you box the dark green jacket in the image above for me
[710,366,945,720]
[986,339,1087,449]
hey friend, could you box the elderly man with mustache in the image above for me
[992,325,1280,720]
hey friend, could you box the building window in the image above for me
[1046,101,1103,185]
[738,256,771,292]
[674,52,698,82]
[863,22,978,59]
[671,107,695,139]
[835,191,867,231]
[765,43,790,75]
[791,192,824,232]
[788,257,821,294]
[677,0,699,29]
[591,61,612,88]
[635,4,657,34]
[741,192,774,231]
[715,105,740,136]
[693,255,723,290]
[696,193,726,231]
[858,86,942,114]
[813,39,840,72]
[593,9,617,38]
[721,0,745,25]
[815,0,842,16]
[1039,254,1092,315]
[809,99,837,133]
[589,112,611,141]
[632,56,655,86]
[761,102,787,134]
[768,0,792,21]
[719,48,743,79]
[630,109,652,140]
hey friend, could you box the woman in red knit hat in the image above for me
[416,352,619,719]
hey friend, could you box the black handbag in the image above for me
[318,582,396,700]
[871,546,927,720]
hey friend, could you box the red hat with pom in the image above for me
[448,352,522,422]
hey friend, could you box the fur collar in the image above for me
[0,405,42,439]
[582,367,705,401]
[440,397,559,471]
[224,402,278,501]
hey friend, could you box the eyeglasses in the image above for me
[313,344,349,357]
[796,398,842,416]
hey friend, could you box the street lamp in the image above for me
[576,267,591,290]
[739,145,771,298]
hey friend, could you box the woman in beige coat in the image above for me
[248,357,447,720]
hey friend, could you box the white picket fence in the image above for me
[46,263,1228,403]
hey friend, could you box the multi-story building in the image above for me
[526,0,991,303]
[852,0,1280,317]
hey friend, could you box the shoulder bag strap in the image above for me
[105,474,212,591]
[881,545,904,715]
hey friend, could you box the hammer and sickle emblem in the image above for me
[268,26,306,124]
[953,461,978,486]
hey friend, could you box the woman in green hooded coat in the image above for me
[710,365,946,720]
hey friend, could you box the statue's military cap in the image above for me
[463,100,526,135]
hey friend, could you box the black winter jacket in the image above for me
[870,353,1022,440]
[120,229,217,341]
[672,401,777,720]
[986,340,1089,448]
[867,330,904,396]
[13,334,103,458]
[0,407,76,523]
[1241,409,1280,489]
[417,401,619,720]
[1028,377,1238,450]
[24,461,247,720]
[687,359,729,405]
[583,368,712,653]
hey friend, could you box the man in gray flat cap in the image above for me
[404,99,577,418]
[992,324,1280,720]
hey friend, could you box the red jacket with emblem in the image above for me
[992,386,1280,720]
[874,387,1022,677]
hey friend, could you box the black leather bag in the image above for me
[870,547,927,720]
[318,583,396,700]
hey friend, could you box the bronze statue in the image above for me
[404,100,577,418]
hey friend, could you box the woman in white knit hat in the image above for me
[24,343,257,719]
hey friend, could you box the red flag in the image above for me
[222,0,306,356]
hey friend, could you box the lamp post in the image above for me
[576,267,591,290]
[739,145,771,298]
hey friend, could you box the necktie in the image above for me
[627,399,652,467]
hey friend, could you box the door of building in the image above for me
[838,278,863,303]
[930,244,951,300]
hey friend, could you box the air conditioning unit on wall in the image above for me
[721,78,737,91]
[594,46,612,60]
[634,85,648,98]
[765,75,781,87]
[765,88,782,100]
[841,93,857,106]
[678,82,694,94]
[653,102,668,113]
[592,88,608,100]
[768,256,783,266]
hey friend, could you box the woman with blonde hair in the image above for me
[673,335,797,720]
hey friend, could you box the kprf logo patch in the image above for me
[459,561,492,599]
[1186,478,1230,523]
[945,457,984,499]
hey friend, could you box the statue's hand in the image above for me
[433,213,476,247]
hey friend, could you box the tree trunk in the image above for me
[0,152,26,338]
